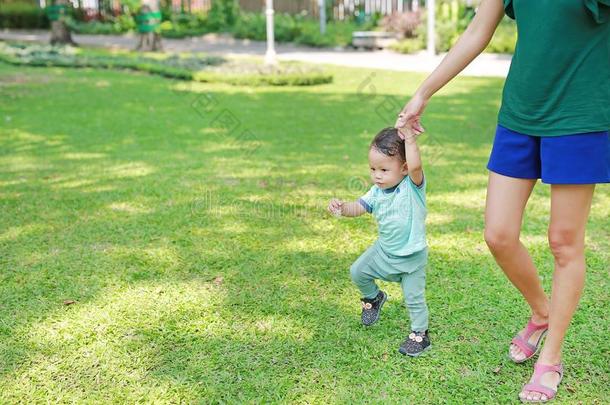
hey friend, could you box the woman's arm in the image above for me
[396,0,506,136]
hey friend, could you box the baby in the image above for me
[328,127,430,356]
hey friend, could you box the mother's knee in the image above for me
[548,226,583,266]
[484,226,519,253]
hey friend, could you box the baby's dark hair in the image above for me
[370,127,406,162]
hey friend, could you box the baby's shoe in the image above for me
[360,290,387,326]
[399,330,431,357]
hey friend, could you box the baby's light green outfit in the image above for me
[351,174,429,331]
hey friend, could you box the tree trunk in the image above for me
[50,0,77,46]
[135,0,163,52]
[135,31,164,52]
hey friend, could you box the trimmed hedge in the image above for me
[0,42,333,86]
[232,12,371,48]
[0,2,48,29]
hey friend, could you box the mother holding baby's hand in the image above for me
[395,0,609,402]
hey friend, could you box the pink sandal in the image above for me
[520,362,563,403]
[509,318,548,363]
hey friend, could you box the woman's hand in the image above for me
[395,93,428,139]
[327,198,343,217]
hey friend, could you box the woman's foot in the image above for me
[519,362,563,403]
[509,315,549,362]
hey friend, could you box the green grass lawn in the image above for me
[0,60,608,404]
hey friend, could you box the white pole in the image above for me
[427,0,435,55]
[265,0,277,65]
[318,0,326,34]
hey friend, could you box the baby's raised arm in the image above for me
[400,128,424,187]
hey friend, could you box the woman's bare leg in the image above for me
[520,184,595,402]
[484,172,550,361]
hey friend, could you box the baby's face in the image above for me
[368,147,408,190]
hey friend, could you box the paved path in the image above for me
[0,29,511,77]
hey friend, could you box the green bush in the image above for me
[0,42,333,86]
[389,37,424,54]
[233,12,369,48]
[294,23,335,48]
[414,10,462,53]
[232,12,266,40]
[486,18,516,53]
[273,13,302,43]
[71,20,124,35]
[206,0,239,32]
[160,19,210,38]
[0,2,48,29]
[71,12,212,38]
[409,8,514,54]
[435,19,460,52]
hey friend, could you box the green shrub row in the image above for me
[0,2,48,29]
[68,11,368,48]
[390,15,516,55]
[232,12,369,48]
[1,1,515,53]
[0,42,333,86]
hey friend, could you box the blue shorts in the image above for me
[487,125,610,184]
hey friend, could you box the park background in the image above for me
[0,0,608,403]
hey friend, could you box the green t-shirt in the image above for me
[358,175,427,257]
[498,0,610,136]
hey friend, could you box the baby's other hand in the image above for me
[396,124,421,143]
[327,198,343,217]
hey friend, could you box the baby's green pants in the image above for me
[350,242,429,332]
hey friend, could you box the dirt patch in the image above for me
[0,72,55,86]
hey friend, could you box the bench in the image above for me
[352,31,399,49]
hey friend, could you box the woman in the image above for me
[395,0,609,402]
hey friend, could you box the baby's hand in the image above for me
[327,198,343,217]
[396,124,421,143]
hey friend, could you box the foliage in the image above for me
[206,0,239,32]
[0,2,48,29]
[1,0,515,53]
[233,12,371,48]
[70,20,125,35]
[390,3,516,54]
[411,7,467,53]
[120,0,142,15]
[389,37,425,54]
[486,18,517,54]
[0,42,332,86]
[231,11,266,40]
[379,11,421,38]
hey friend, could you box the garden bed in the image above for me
[0,42,333,86]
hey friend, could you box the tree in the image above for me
[135,1,163,52]
[48,0,77,46]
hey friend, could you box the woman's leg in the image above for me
[520,184,595,402]
[484,172,550,360]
